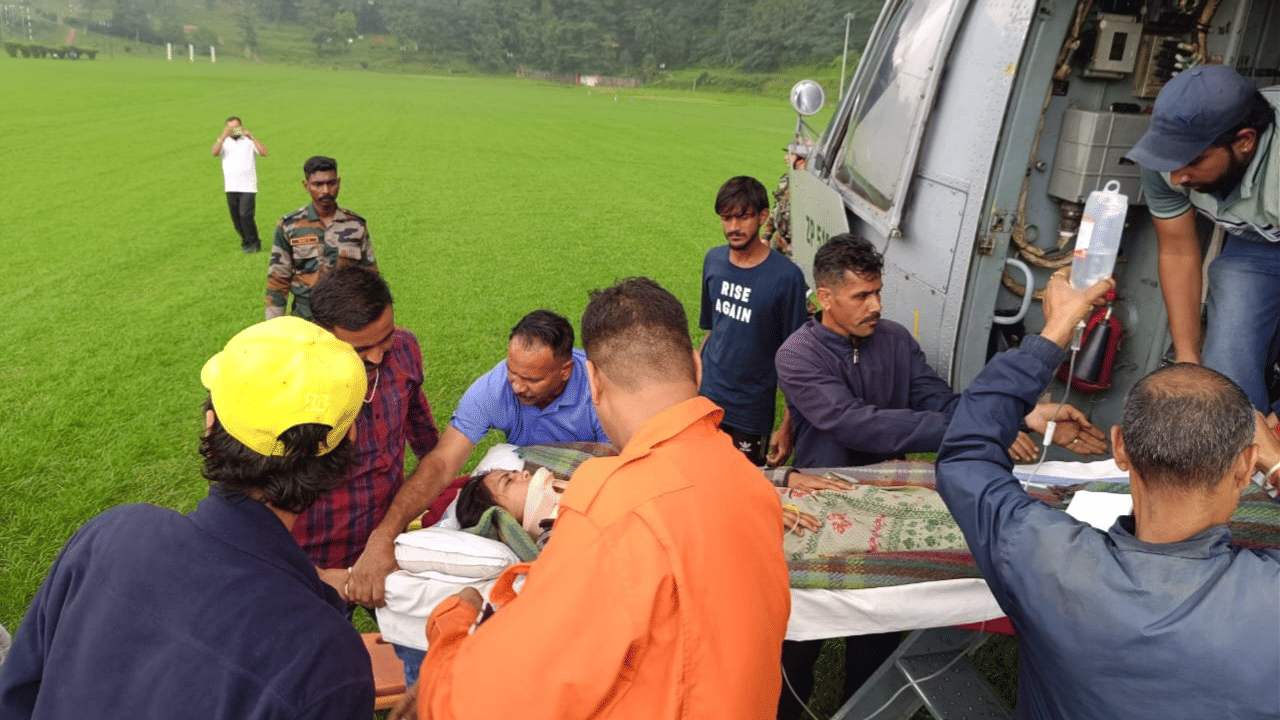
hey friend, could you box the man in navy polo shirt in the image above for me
[700,175,808,466]
[937,269,1280,719]
[0,317,374,719]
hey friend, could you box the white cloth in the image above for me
[377,570,500,651]
[376,573,1006,646]
[787,580,1004,640]
[220,136,258,193]
[1012,458,1129,486]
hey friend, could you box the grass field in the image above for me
[1,50,838,698]
[1,55,1009,719]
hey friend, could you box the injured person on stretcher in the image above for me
[456,461,968,553]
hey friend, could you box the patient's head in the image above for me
[1118,363,1254,492]
[455,469,532,528]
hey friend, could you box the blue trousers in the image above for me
[1202,234,1280,414]
[393,643,426,687]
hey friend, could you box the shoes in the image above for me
[242,244,262,253]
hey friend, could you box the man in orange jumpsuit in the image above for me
[411,276,792,719]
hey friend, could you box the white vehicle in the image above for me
[786,0,1279,442]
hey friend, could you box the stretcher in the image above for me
[783,460,1132,720]
[377,455,1133,719]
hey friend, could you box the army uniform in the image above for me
[761,172,792,257]
[265,204,378,320]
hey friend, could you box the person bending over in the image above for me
[346,309,608,610]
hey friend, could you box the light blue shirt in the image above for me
[450,348,609,446]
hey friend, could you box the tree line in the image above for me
[372,0,877,74]
[25,0,879,74]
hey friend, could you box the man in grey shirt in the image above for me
[1127,65,1280,413]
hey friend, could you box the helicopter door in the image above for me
[830,0,971,238]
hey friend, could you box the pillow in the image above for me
[395,527,519,579]
[473,443,523,476]
[433,498,462,531]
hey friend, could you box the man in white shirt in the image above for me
[211,116,269,253]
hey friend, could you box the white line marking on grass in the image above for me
[629,94,718,103]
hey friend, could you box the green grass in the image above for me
[0,54,795,626]
[1,55,1015,718]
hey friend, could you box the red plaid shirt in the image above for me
[292,328,438,568]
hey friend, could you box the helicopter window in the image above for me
[835,0,965,219]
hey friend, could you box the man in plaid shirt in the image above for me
[293,266,439,603]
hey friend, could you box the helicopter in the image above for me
[781,0,1279,452]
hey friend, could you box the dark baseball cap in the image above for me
[1126,65,1258,172]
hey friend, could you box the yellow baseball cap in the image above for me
[201,317,366,456]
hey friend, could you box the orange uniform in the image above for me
[418,397,791,719]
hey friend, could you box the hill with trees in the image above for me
[4,0,878,84]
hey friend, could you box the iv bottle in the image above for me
[1071,180,1128,289]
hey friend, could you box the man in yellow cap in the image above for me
[0,317,376,720]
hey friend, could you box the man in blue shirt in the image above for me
[700,176,809,466]
[937,270,1280,719]
[0,317,375,719]
[354,310,609,605]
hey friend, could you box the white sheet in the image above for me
[1012,458,1128,486]
[1065,490,1132,530]
[378,574,1007,647]
[787,579,1004,641]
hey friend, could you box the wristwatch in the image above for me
[770,465,798,487]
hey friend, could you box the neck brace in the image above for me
[521,467,564,539]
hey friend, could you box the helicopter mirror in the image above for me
[790,80,825,116]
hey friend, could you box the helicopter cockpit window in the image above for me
[834,0,967,232]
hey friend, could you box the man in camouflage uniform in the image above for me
[762,140,814,258]
[265,156,379,320]
[761,173,793,257]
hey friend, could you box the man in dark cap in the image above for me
[1127,65,1280,412]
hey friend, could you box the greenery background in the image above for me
[3,0,878,78]
[0,51,814,614]
[1,5,1017,712]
